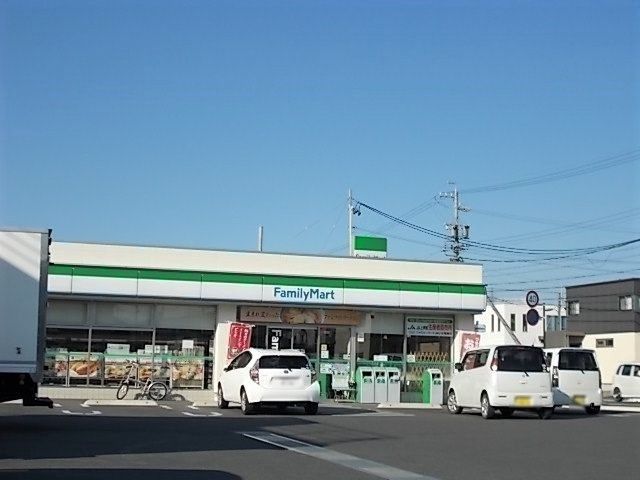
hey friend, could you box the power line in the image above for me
[460,148,640,194]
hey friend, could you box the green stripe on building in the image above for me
[49,263,486,295]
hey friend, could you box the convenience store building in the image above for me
[44,240,486,401]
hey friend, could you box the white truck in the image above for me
[0,228,53,408]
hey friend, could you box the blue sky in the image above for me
[1,0,638,302]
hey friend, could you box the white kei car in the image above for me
[448,345,554,419]
[612,363,640,402]
[217,349,320,415]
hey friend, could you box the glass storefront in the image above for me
[44,299,215,390]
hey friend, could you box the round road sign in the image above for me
[526,308,540,326]
[526,290,539,308]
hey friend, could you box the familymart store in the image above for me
[45,240,486,402]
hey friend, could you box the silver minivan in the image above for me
[544,348,602,415]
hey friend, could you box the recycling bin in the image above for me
[356,367,375,403]
[374,369,388,403]
[422,368,444,406]
[387,367,401,403]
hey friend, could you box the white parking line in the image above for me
[338,412,413,417]
[62,410,102,416]
[187,405,200,411]
[242,431,440,480]
[182,411,222,417]
[53,403,62,408]
[159,405,173,410]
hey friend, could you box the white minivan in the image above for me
[544,348,602,414]
[612,363,640,402]
[447,345,554,419]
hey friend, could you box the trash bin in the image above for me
[374,369,388,403]
[422,368,444,406]
[387,367,401,403]
[356,367,374,403]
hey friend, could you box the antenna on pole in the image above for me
[439,182,470,262]
[258,225,264,252]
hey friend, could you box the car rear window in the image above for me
[496,347,545,372]
[258,355,310,369]
[558,351,598,371]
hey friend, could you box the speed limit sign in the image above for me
[526,290,539,308]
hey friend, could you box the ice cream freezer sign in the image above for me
[406,318,453,337]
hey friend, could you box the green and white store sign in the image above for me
[49,264,486,311]
[353,236,387,258]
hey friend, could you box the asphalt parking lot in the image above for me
[1,400,638,480]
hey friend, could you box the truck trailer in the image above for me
[0,229,53,407]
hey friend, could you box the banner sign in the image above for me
[406,317,453,337]
[227,323,252,359]
[460,332,481,359]
[239,306,361,326]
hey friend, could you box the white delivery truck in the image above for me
[0,228,53,408]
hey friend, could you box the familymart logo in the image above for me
[272,286,337,302]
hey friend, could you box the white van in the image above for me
[612,363,640,401]
[544,348,602,414]
[447,345,554,419]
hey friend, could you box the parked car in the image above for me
[447,345,554,419]
[612,362,640,402]
[217,348,320,415]
[544,348,602,414]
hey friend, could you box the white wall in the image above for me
[475,303,555,347]
[582,332,640,385]
[51,241,484,285]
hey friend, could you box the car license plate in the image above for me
[572,395,586,405]
[514,396,531,406]
[278,379,296,386]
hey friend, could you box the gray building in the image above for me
[564,278,640,385]
[566,278,640,334]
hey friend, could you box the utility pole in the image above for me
[348,189,353,256]
[258,226,264,252]
[439,183,470,262]
[347,188,361,257]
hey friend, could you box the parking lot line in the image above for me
[242,431,440,480]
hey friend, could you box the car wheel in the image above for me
[500,408,514,418]
[217,385,229,409]
[613,388,622,402]
[538,408,554,420]
[585,405,600,415]
[304,402,318,415]
[480,393,495,419]
[447,390,463,414]
[240,389,254,415]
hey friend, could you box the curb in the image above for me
[600,405,640,413]
[82,400,157,407]
[377,402,442,410]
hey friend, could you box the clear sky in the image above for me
[1,0,638,302]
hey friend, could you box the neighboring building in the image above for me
[44,239,486,401]
[566,278,640,385]
[474,302,564,347]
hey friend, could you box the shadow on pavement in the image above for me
[0,415,309,460]
[0,469,241,480]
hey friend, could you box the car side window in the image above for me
[475,350,490,368]
[617,365,624,375]
[634,366,640,377]
[621,365,632,376]
[235,352,252,369]
[462,352,477,371]
[545,353,553,368]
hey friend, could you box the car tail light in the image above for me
[598,370,602,389]
[250,365,260,384]
[490,357,498,371]
[552,367,559,387]
[311,369,318,383]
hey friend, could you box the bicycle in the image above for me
[116,361,168,401]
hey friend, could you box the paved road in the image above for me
[0,400,638,480]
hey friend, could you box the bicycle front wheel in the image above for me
[148,382,168,401]
[116,382,129,400]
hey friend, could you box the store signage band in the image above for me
[265,284,344,304]
[405,317,453,337]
